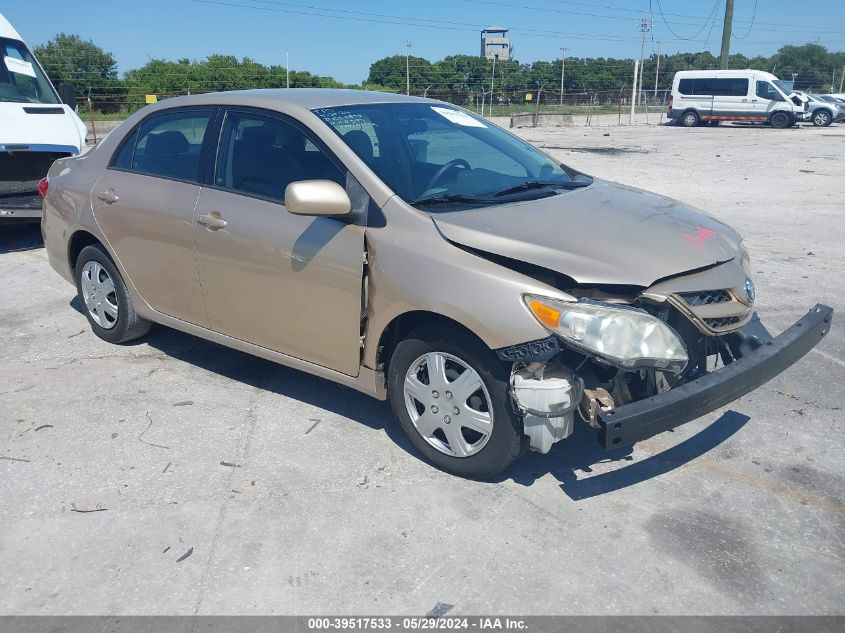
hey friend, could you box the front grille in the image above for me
[678,289,732,306]
[0,151,70,197]
[704,316,742,329]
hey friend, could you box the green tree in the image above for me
[34,33,123,108]
[367,55,432,92]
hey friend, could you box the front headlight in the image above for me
[524,295,688,374]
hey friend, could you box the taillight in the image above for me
[37,177,49,199]
[668,94,673,111]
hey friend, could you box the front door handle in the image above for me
[197,212,227,230]
[97,189,119,204]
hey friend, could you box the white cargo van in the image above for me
[668,69,805,129]
[1,12,87,221]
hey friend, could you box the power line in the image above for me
[653,0,721,41]
[732,0,758,40]
[469,0,845,34]
[539,0,845,32]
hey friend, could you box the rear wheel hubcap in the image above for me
[81,261,119,329]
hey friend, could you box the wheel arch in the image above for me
[375,310,492,377]
[67,229,106,275]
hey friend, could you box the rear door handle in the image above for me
[97,189,119,204]
[197,212,227,230]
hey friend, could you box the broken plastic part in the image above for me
[511,364,582,453]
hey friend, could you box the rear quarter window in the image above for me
[111,128,138,169]
[125,110,214,183]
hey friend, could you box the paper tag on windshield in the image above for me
[4,56,36,78]
[431,106,487,128]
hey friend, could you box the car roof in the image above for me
[146,89,436,111]
[674,69,777,80]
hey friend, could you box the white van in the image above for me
[1,12,87,221]
[668,69,805,129]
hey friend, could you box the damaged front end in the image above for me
[499,270,833,454]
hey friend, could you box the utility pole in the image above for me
[285,50,290,89]
[559,47,568,106]
[720,0,734,69]
[653,41,661,99]
[630,59,639,125]
[636,18,652,106]
[405,40,411,96]
[840,66,845,92]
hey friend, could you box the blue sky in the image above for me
[3,0,844,84]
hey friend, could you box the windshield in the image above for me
[773,79,793,96]
[0,37,60,104]
[313,102,587,211]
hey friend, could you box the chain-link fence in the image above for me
[76,86,672,131]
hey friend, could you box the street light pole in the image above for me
[636,18,652,106]
[405,40,412,96]
[559,47,568,106]
[286,50,290,89]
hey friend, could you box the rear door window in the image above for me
[128,110,213,182]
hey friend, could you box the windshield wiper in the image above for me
[412,193,489,206]
[490,179,590,197]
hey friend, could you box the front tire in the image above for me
[770,111,792,129]
[388,325,527,479]
[812,110,832,127]
[74,244,151,344]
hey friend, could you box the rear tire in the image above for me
[812,110,832,127]
[387,325,527,479]
[770,111,792,129]
[74,244,151,344]
[681,110,700,127]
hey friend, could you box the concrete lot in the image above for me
[1,121,843,615]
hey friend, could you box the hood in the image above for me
[431,179,742,288]
[0,103,86,152]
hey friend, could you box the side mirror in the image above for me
[57,83,76,107]
[285,180,351,217]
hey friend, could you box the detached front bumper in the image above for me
[597,304,834,449]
